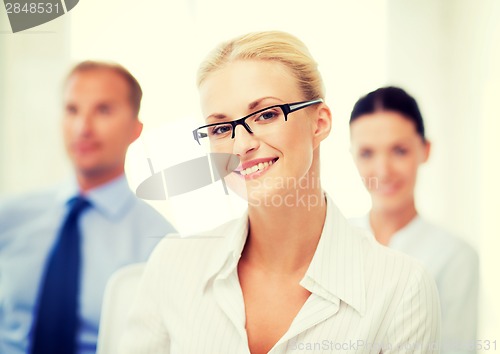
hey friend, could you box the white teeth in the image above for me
[239,159,276,176]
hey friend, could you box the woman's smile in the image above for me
[235,157,279,179]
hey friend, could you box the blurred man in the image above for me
[0,61,176,354]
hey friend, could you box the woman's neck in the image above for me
[244,186,326,274]
[369,201,417,246]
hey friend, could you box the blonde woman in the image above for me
[119,32,440,354]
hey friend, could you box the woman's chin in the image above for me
[224,173,289,205]
[223,173,248,201]
[372,195,410,214]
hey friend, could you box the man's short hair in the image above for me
[65,60,143,117]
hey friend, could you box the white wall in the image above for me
[0,12,72,197]
[385,0,500,342]
[476,0,500,344]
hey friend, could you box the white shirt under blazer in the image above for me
[119,195,441,353]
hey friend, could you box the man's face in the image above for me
[62,69,142,180]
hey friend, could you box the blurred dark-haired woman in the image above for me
[350,86,479,354]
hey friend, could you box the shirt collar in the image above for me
[361,213,423,249]
[55,174,135,219]
[301,194,366,315]
[389,214,424,249]
[204,211,249,282]
[205,193,367,315]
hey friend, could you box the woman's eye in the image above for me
[359,150,373,159]
[256,110,279,121]
[210,124,232,136]
[394,147,408,155]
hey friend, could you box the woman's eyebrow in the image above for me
[205,96,284,121]
[248,96,283,111]
[206,113,227,121]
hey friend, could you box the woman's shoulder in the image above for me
[156,217,239,249]
[358,228,434,288]
[417,217,478,261]
[145,216,245,276]
[326,201,431,288]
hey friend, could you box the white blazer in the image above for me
[119,195,440,353]
[350,214,478,354]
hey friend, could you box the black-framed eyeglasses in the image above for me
[193,98,323,146]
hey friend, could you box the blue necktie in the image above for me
[31,196,90,354]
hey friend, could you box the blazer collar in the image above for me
[204,193,367,315]
[302,195,366,315]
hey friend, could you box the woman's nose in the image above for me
[232,124,259,156]
[374,155,392,179]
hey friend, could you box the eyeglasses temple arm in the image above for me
[288,98,324,113]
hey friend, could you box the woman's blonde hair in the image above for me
[197,31,325,100]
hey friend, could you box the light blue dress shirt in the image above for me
[0,175,176,354]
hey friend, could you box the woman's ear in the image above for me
[422,139,431,163]
[312,103,332,149]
